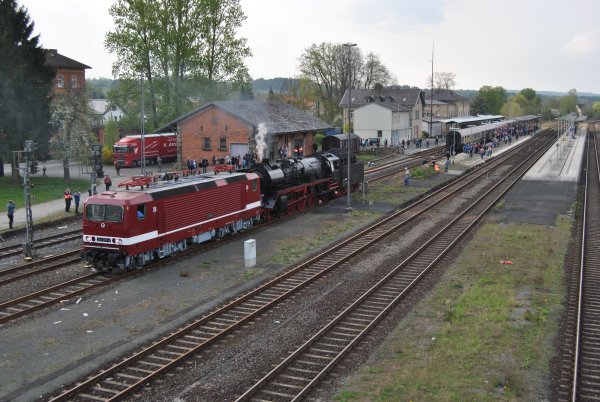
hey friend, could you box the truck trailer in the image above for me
[113,133,177,168]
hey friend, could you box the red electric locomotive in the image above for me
[82,171,262,271]
[82,152,364,272]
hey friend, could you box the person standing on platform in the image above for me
[116,163,121,176]
[7,200,15,229]
[42,165,47,177]
[104,175,112,191]
[64,189,72,212]
[73,191,81,214]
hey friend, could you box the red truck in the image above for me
[113,133,177,168]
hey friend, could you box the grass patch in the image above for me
[357,154,377,162]
[244,268,260,279]
[336,216,571,401]
[269,211,376,265]
[356,178,424,205]
[0,176,91,208]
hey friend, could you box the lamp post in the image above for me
[140,72,146,176]
[343,42,357,211]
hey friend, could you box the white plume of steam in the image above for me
[255,123,268,160]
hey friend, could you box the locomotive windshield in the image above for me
[85,204,124,223]
[113,145,130,154]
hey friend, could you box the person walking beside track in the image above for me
[6,200,15,229]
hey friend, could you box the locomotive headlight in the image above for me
[85,236,91,242]
[117,238,123,245]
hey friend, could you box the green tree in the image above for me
[50,86,96,181]
[470,86,507,115]
[515,88,541,115]
[0,0,55,178]
[105,0,251,130]
[500,97,524,118]
[103,120,121,148]
[593,101,600,118]
[559,89,578,115]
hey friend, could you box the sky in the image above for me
[19,0,600,94]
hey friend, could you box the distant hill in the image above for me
[253,77,297,94]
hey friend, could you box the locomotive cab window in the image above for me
[252,180,257,191]
[137,205,145,220]
[85,204,123,223]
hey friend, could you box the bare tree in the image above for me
[298,42,394,123]
[425,71,457,92]
[360,52,396,90]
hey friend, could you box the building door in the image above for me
[391,130,399,147]
[230,143,249,159]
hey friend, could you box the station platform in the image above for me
[451,128,585,183]
[522,129,585,182]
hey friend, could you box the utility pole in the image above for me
[22,140,37,260]
[343,42,357,211]
[430,42,434,143]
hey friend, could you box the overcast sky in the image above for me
[19,0,600,94]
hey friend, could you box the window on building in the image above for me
[219,137,227,150]
[377,130,383,138]
[71,75,78,88]
[203,137,211,150]
[57,74,64,88]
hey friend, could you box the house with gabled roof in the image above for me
[44,49,90,95]
[340,87,427,143]
[428,90,470,118]
[156,100,332,164]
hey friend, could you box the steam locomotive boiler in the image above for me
[250,153,363,218]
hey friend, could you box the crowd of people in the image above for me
[182,153,259,175]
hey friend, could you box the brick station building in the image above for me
[156,100,332,166]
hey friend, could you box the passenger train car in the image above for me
[446,120,514,154]
[446,115,541,154]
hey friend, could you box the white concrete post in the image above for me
[244,239,256,268]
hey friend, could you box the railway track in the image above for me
[555,131,600,401]
[235,132,556,401]
[364,146,443,182]
[0,250,81,286]
[0,229,81,259]
[47,132,555,402]
[0,272,117,324]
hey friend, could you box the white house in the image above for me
[353,102,412,146]
[90,99,124,125]
[340,87,426,143]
